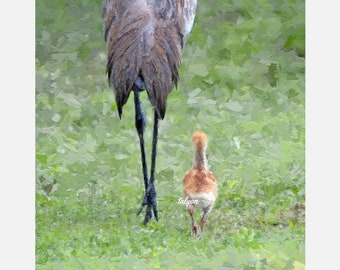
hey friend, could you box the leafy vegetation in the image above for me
[36,0,305,268]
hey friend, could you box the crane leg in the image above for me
[135,91,158,224]
[133,90,149,192]
[148,110,159,221]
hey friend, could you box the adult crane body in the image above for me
[103,0,197,224]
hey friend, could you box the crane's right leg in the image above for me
[133,90,150,216]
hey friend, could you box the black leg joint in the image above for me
[134,91,146,136]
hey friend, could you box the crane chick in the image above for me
[182,131,218,236]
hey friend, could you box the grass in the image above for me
[36,0,305,268]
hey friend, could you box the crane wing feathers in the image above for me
[103,0,197,118]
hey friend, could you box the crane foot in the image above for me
[137,182,158,225]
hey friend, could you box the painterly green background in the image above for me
[36,0,305,268]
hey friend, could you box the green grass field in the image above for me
[36,0,305,268]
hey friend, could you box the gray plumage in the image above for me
[103,0,197,119]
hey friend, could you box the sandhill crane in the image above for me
[182,131,218,236]
[102,0,197,224]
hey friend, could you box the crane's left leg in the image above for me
[148,110,159,222]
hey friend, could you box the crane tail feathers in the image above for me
[103,0,190,118]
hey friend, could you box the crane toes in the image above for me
[136,182,158,225]
[152,201,158,222]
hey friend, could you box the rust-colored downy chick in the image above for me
[182,131,218,236]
